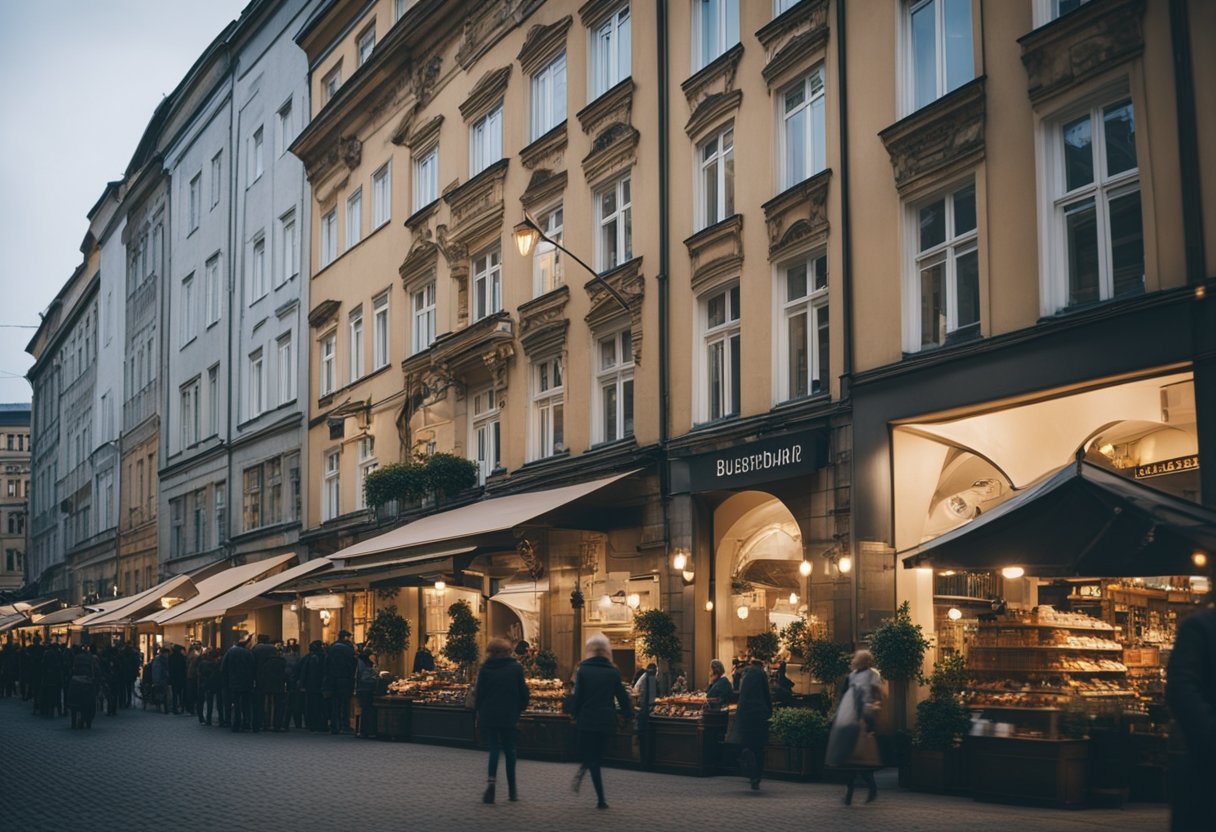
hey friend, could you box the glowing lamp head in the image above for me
[736,605,750,620]
[599,594,613,609]
[672,551,688,571]
[682,570,696,583]
[947,607,963,621]
[705,600,714,612]
[789,592,799,605]
[1193,551,1209,570]
[627,593,641,610]
[513,219,539,257]
[837,556,852,574]
[434,580,446,592]
[799,560,812,577]
[1001,566,1025,580]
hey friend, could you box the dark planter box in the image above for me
[374,696,412,741]
[900,746,968,794]
[515,712,576,761]
[409,703,477,748]
[762,741,827,781]
[965,735,1089,808]
[599,723,636,768]
[650,713,728,776]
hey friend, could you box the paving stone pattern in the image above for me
[0,697,1167,832]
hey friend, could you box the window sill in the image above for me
[1044,286,1146,321]
[691,414,740,432]
[180,336,198,350]
[405,198,440,232]
[903,324,982,359]
[773,391,831,411]
[518,450,572,471]
[587,436,636,453]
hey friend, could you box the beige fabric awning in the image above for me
[32,606,91,627]
[0,612,27,632]
[142,554,296,626]
[166,557,333,625]
[330,471,637,564]
[81,575,197,629]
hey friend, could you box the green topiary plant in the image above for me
[442,599,481,675]
[365,606,411,660]
[912,654,971,751]
[363,462,428,508]
[869,601,931,684]
[530,648,559,679]
[633,608,683,669]
[926,653,968,700]
[779,617,809,660]
[769,707,832,747]
[424,453,479,499]
[747,628,781,663]
[804,639,852,693]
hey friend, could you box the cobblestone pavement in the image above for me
[0,696,1167,832]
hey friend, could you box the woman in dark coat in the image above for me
[475,637,530,804]
[705,659,733,709]
[298,640,328,732]
[730,659,773,790]
[67,645,101,729]
[196,648,221,725]
[354,650,378,738]
[570,633,632,809]
[1166,599,1216,831]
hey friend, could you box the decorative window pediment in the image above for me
[457,0,544,69]
[460,66,513,122]
[685,89,742,141]
[577,77,634,137]
[308,299,342,330]
[520,169,568,212]
[585,257,645,364]
[756,0,829,88]
[518,15,572,75]
[1019,0,1144,105]
[443,158,509,252]
[521,121,568,171]
[398,237,440,291]
[404,114,444,151]
[582,122,639,186]
[681,43,743,118]
[878,77,985,195]
[685,215,744,294]
[762,168,831,261]
[426,312,516,402]
[518,285,571,358]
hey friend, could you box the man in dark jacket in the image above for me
[412,639,436,673]
[167,644,187,714]
[196,648,220,725]
[325,630,357,734]
[731,660,773,790]
[570,634,632,809]
[149,648,171,714]
[251,635,285,732]
[475,638,530,803]
[1166,602,1216,831]
[221,637,256,732]
[283,641,303,729]
[298,640,328,732]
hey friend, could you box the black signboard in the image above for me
[670,429,823,494]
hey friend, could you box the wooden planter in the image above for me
[965,735,1089,808]
[899,746,968,794]
[762,741,827,781]
[374,696,412,742]
[650,713,728,776]
[409,703,477,748]
[515,712,575,761]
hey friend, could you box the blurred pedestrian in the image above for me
[284,641,303,729]
[825,649,882,805]
[221,637,256,732]
[570,633,632,810]
[1166,590,1216,832]
[706,660,733,710]
[730,659,772,790]
[632,663,658,768]
[196,647,221,726]
[149,648,171,714]
[298,640,327,732]
[168,644,187,714]
[412,638,436,673]
[67,644,101,729]
[325,630,356,734]
[355,650,379,739]
[475,638,529,803]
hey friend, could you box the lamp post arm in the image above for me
[535,229,633,317]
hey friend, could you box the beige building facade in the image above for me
[0,405,31,593]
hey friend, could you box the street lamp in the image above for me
[513,213,632,315]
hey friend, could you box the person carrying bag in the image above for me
[825,649,883,805]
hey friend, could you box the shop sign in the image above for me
[671,429,823,493]
[302,593,345,610]
[1133,454,1199,479]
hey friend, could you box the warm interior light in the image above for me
[682,570,696,582]
[599,594,613,609]
[434,580,446,592]
[736,605,750,620]
[289,603,298,612]
[319,609,331,623]
[1193,551,1209,569]
[789,592,799,605]
[799,560,812,577]
[672,551,688,571]
[837,556,852,574]
[705,600,714,612]
[947,607,963,621]
[513,220,539,257]
[627,593,641,609]
[1001,566,1025,579]
[939,570,956,577]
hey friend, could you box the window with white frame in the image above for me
[470,104,503,177]
[320,209,337,267]
[243,464,264,531]
[373,163,391,227]
[204,255,221,326]
[699,125,734,228]
[323,450,340,521]
[181,273,197,345]
[472,249,502,321]
[411,281,436,354]
[320,331,336,396]
[348,306,364,382]
[470,387,500,484]
[531,356,565,459]
[533,205,564,297]
[414,147,438,210]
[357,26,376,67]
[1047,96,1142,311]
[355,436,378,510]
[346,188,362,250]
[779,253,829,401]
[277,99,294,156]
[278,210,298,286]
[906,0,973,113]
[180,378,201,448]
[595,328,634,443]
[188,173,201,232]
[596,176,632,271]
[699,284,740,422]
[590,5,630,99]
[210,152,222,208]
[277,333,294,405]
[911,181,978,349]
[780,67,826,190]
[395,0,410,21]
[373,292,390,369]
[531,52,567,140]
[323,66,342,103]
[250,126,264,185]
[250,235,267,302]
[694,0,739,71]
[207,364,219,436]
[249,349,265,418]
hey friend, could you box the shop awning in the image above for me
[80,575,198,629]
[328,471,638,565]
[32,606,91,627]
[166,557,334,625]
[900,460,1216,577]
[0,612,28,632]
[142,554,296,626]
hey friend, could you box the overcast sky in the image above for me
[0,0,250,404]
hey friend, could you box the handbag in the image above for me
[846,725,882,767]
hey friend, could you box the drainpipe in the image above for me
[225,40,238,560]
[656,2,672,546]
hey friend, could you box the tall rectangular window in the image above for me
[207,364,219,436]
[908,0,973,112]
[472,250,502,321]
[205,254,221,325]
[180,273,197,345]
[372,163,391,228]
[320,332,336,395]
[278,210,298,286]
[373,293,390,369]
[596,176,632,271]
[412,282,436,354]
[210,152,222,208]
[595,328,634,443]
[780,253,830,400]
[243,464,263,532]
[323,66,342,103]
[180,378,200,448]
[188,173,201,232]
[250,126,264,185]
[470,387,500,485]
[346,188,362,250]
[531,52,567,140]
[470,105,503,177]
[277,333,294,405]
[914,182,979,348]
[277,99,294,155]
[694,0,740,71]
[323,450,340,521]
[249,349,265,418]
[355,436,378,510]
[266,457,283,526]
[348,307,364,382]
[414,147,438,210]
[215,481,227,544]
[531,356,565,460]
[357,27,376,66]
[780,67,826,189]
[701,284,741,422]
[698,126,734,228]
[320,209,337,267]
[533,205,564,297]
[590,6,630,99]
[250,235,267,302]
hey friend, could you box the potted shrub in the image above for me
[869,601,930,733]
[364,462,428,514]
[633,609,683,681]
[423,452,478,504]
[365,605,411,675]
[804,639,852,706]
[441,600,481,681]
[767,707,831,780]
[904,654,971,793]
[746,628,780,663]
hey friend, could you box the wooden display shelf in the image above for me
[409,703,477,748]
[970,644,1123,653]
[977,620,1114,632]
[374,695,412,741]
[964,735,1090,808]
[649,712,728,776]
[515,712,575,761]
[969,667,1126,676]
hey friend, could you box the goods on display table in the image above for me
[648,692,728,776]
[651,693,711,719]
[524,677,566,713]
[387,671,475,747]
[517,678,575,760]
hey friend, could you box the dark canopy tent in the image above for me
[900,459,1216,577]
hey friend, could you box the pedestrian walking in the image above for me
[475,638,529,804]
[1166,590,1216,832]
[185,642,202,716]
[149,648,171,714]
[325,630,357,734]
[67,644,101,729]
[298,640,327,732]
[729,659,773,790]
[252,635,286,732]
[355,650,379,739]
[284,641,303,729]
[221,637,256,732]
[825,649,883,805]
[168,644,187,714]
[569,633,632,810]
[632,662,658,768]
[196,647,221,725]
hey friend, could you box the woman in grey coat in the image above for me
[825,649,882,804]
[570,633,632,809]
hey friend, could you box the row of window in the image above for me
[0,433,29,452]
[4,479,29,498]
[242,452,301,533]
[319,164,390,268]
[3,549,22,574]
[168,482,225,559]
